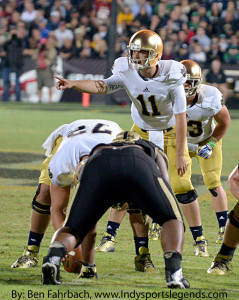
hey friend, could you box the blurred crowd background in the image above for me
[0,0,239,104]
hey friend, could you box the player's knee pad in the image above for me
[209,188,218,197]
[32,184,51,215]
[228,209,239,229]
[176,189,198,204]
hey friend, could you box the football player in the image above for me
[153,60,230,255]
[41,131,190,289]
[95,60,231,257]
[208,164,239,275]
[55,29,189,177]
[11,119,122,276]
[173,60,230,256]
[55,29,189,258]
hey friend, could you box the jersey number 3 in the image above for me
[137,94,161,116]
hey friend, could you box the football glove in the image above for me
[198,143,213,159]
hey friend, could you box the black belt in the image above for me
[163,127,173,134]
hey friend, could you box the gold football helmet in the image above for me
[127,30,163,70]
[113,131,141,143]
[180,60,202,98]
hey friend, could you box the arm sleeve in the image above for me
[102,74,125,94]
[171,84,187,115]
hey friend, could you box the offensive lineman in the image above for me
[11,119,122,277]
[41,131,190,288]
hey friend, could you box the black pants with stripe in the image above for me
[65,147,184,246]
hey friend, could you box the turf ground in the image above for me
[0,102,239,300]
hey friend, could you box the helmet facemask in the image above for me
[180,60,202,98]
[127,44,159,70]
[185,76,201,98]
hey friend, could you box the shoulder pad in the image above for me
[199,84,223,111]
[112,57,130,75]
[158,60,186,86]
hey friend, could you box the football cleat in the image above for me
[41,256,61,285]
[166,267,190,289]
[216,227,225,244]
[148,223,161,241]
[194,236,209,257]
[11,245,39,268]
[134,246,157,273]
[207,253,232,275]
[95,233,115,252]
[78,263,98,279]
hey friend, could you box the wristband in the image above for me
[207,141,215,148]
[208,136,219,148]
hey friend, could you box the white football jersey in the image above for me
[49,119,122,187]
[103,57,187,130]
[186,84,223,144]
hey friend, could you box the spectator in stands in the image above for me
[35,0,51,19]
[219,34,229,52]
[131,0,152,21]
[117,4,134,28]
[206,2,221,35]
[133,4,150,27]
[206,59,228,102]
[59,37,76,60]
[10,10,21,28]
[168,7,183,33]
[78,38,96,58]
[54,20,74,49]
[206,38,224,65]
[79,15,95,39]
[0,23,9,46]
[94,38,108,59]
[38,17,50,39]
[47,10,61,31]
[180,0,191,16]
[90,0,111,28]
[161,41,175,60]
[219,8,239,37]
[175,43,189,61]
[198,4,210,24]
[152,2,168,27]
[188,11,200,32]
[182,22,195,43]
[32,36,57,103]
[189,42,206,63]
[74,26,87,52]
[21,1,37,27]
[67,17,79,33]
[223,46,239,65]
[230,34,239,49]
[1,28,25,101]
[50,0,67,20]
[190,26,211,52]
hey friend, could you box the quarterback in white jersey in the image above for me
[103,57,186,131]
[48,119,122,187]
[55,29,188,177]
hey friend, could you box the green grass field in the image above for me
[0,102,239,300]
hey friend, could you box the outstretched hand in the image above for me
[55,75,73,91]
